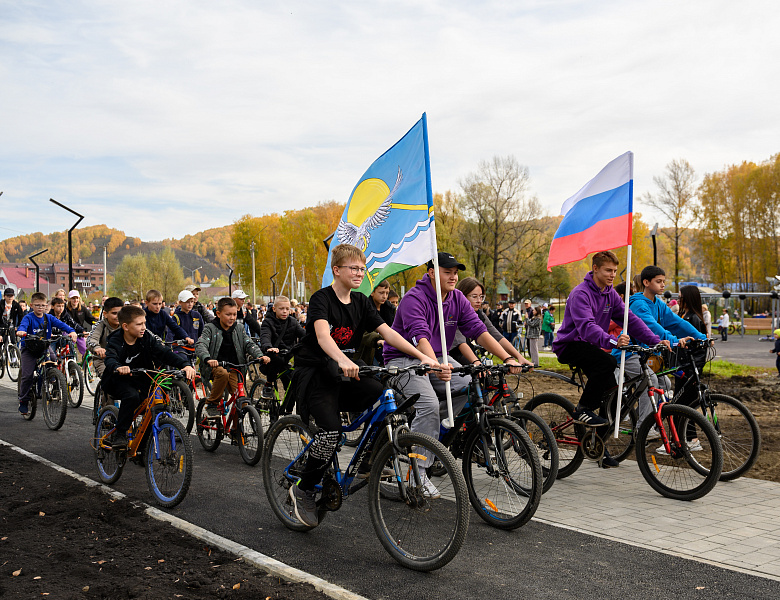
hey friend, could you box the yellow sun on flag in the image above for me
[346,178,391,227]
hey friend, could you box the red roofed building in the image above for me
[0,261,105,297]
[0,266,51,298]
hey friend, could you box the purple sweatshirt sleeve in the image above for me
[609,290,660,346]
[567,288,616,349]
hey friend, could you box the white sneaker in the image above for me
[646,426,661,441]
[687,439,703,452]
[418,471,441,499]
[655,445,669,456]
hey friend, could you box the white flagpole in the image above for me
[613,243,632,438]
[429,220,455,429]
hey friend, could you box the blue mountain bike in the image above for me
[261,363,470,572]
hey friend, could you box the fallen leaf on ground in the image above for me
[145,566,152,570]
[158,559,165,563]
[34,576,41,580]
[233,583,241,590]
[82,586,90,592]
[38,512,45,517]
[12,569,21,576]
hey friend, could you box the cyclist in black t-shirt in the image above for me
[288,244,442,528]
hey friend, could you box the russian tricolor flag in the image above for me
[547,151,634,271]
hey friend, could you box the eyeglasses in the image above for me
[337,265,367,275]
[32,304,47,309]
[467,293,485,301]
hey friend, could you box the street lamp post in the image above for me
[49,199,84,290]
[28,248,49,293]
[226,263,234,297]
[186,265,203,283]
[250,242,256,305]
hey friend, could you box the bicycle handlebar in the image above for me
[451,363,533,376]
[353,363,438,378]
[212,359,263,369]
[122,368,186,379]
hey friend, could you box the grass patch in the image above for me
[704,360,770,378]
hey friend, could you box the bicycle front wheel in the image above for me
[167,379,195,433]
[237,402,264,466]
[635,404,723,501]
[42,368,68,430]
[7,345,21,382]
[706,393,761,481]
[261,415,321,532]
[83,355,98,396]
[67,361,85,408]
[368,432,469,572]
[462,417,542,529]
[509,408,559,493]
[94,406,124,484]
[145,416,193,508]
[524,393,584,478]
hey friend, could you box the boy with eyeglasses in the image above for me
[288,244,440,528]
[17,292,78,415]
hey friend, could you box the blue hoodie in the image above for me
[625,292,707,345]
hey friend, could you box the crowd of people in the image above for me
[4,244,777,528]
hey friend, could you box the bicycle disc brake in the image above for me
[581,430,605,460]
[319,472,342,511]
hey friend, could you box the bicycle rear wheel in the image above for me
[67,361,85,408]
[83,355,98,396]
[94,406,125,484]
[195,399,223,451]
[524,393,584,478]
[0,348,5,378]
[237,402,264,466]
[604,390,638,462]
[7,345,21,382]
[261,415,322,532]
[145,416,193,508]
[368,432,469,572]
[18,375,37,421]
[706,393,761,481]
[462,417,542,529]
[635,404,723,501]
[167,379,195,433]
[509,408,559,493]
[42,367,68,430]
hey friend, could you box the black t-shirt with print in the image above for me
[298,286,385,362]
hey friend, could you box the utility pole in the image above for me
[103,246,108,294]
[290,248,295,301]
[29,248,49,293]
[251,241,256,305]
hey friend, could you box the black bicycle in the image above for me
[17,333,70,430]
[0,319,22,382]
[526,344,724,501]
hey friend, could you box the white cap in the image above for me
[178,290,195,302]
[68,290,80,298]
[231,290,248,299]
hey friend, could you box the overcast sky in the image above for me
[2,1,778,242]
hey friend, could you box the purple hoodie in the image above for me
[384,273,487,361]
[552,272,659,354]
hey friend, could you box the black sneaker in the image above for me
[600,449,619,469]
[205,403,221,418]
[18,401,28,415]
[108,430,128,449]
[289,485,318,527]
[572,406,608,427]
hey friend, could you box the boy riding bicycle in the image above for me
[195,297,269,416]
[552,251,663,467]
[87,297,124,378]
[258,295,304,399]
[102,305,196,447]
[17,292,78,415]
[384,252,529,494]
[144,289,193,344]
[289,244,441,528]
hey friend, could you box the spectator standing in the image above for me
[526,306,542,367]
[702,304,712,338]
[719,308,730,342]
[499,300,521,345]
[542,304,555,350]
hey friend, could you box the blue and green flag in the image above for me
[322,114,435,295]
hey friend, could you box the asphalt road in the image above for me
[2,384,778,600]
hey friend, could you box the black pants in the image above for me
[260,354,293,389]
[557,341,618,410]
[102,375,152,434]
[297,366,383,491]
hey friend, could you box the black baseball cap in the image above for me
[426,252,466,271]
[3,288,14,296]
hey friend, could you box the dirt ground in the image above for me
[0,446,330,600]
[513,370,780,483]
